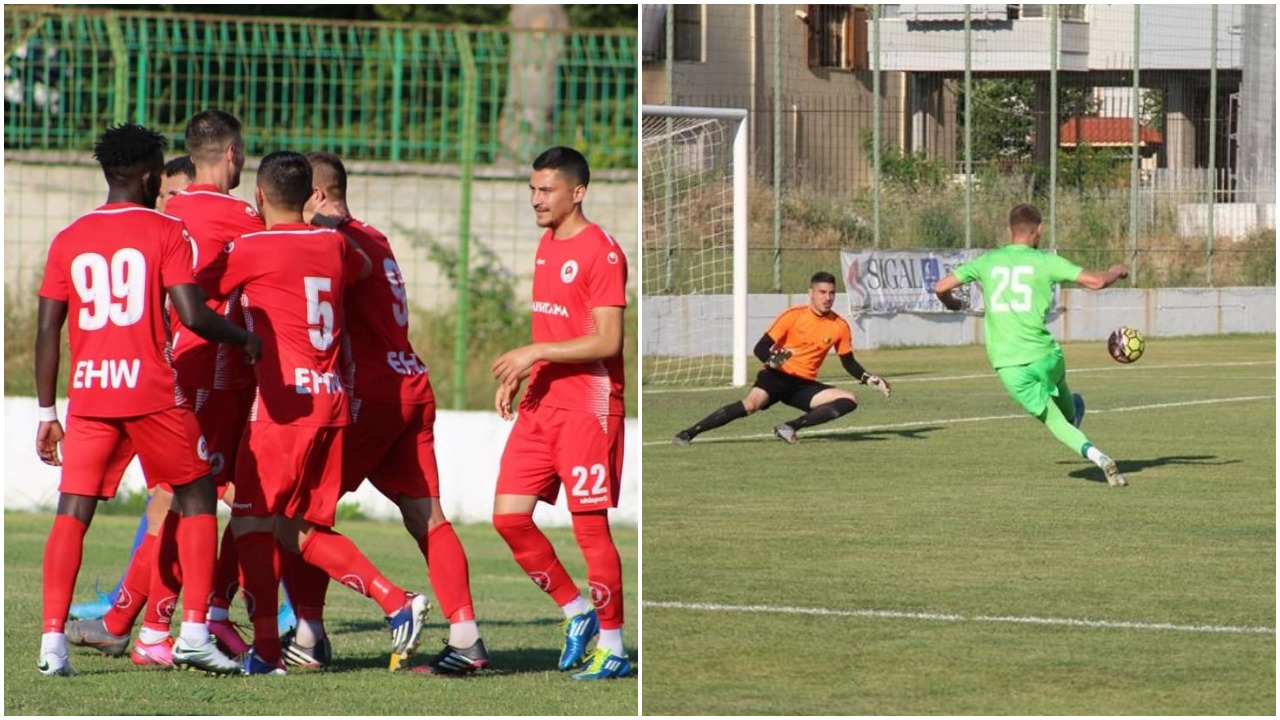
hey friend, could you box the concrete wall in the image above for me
[3,160,638,311]
[645,287,1276,357]
[4,402,638,528]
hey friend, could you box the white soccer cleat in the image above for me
[1099,455,1128,488]
[37,651,77,677]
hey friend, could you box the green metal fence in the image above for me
[4,8,639,411]
[4,8,638,167]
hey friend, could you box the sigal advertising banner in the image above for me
[840,249,984,315]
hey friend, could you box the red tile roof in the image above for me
[1059,117,1163,147]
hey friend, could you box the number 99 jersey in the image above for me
[38,203,196,418]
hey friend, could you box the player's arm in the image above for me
[35,297,68,466]
[491,305,623,387]
[933,273,967,312]
[167,283,262,364]
[1075,264,1129,290]
[754,333,792,369]
[839,352,892,397]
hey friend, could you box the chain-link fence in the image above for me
[642,4,1275,293]
[5,7,639,410]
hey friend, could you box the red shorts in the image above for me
[181,385,254,488]
[496,405,623,513]
[342,398,439,500]
[60,407,210,499]
[233,422,344,528]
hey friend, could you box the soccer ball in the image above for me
[1108,327,1145,364]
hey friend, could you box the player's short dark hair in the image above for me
[256,151,313,211]
[305,151,347,199]
[1009,204,1042,235]
[185,109,242,164]
[92,123,166,184]
[810,271,838,286]
[532,146,590,188]
[164,155,195,179]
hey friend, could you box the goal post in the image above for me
[641,105,749,387]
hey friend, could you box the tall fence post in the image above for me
[452,29,477,410]
[1048,5,1059,250]
[134,17,148,124]
[772,3,782,290]
[1207,5,1219,285]
[963,5,972,249]
[391,29,404,162]
[1129,5,1141,283]
[872,5,881,248]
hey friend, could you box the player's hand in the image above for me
[304,190,343,228]
[1109,264,1130,280]
[492,345,540,388]
[864,374,892,398]
[765,347,793,370]
[495,378,520,421]
[36,420,64,466]
[938,292,965,312]
[242,333,262,365]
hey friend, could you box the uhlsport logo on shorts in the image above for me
[589,580,611,609]
[528,571,552,592]
[560,260,579,283]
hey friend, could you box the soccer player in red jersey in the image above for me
[162,110,267,656]
[200,151,430,675]
[155,155,194,213]
[35,123,260,677]
[270,152,489,674]
[490,146,632,680]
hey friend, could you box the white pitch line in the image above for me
[642,394,1275,447]
[643,360,1276,395]
[644,600,1276,636]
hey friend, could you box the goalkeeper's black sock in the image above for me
[684,401,749,438]
[785,398,857,430]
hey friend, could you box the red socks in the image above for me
[102,533,156,636]
[492,513,580,606]
[208,524,241,612]
[571,511,624,630]
[299,528,406,615]
[420,522,475,623]
[175,513,217,624]
[145,511,182,634]
[42,514,89,633]
[235,530,281,662]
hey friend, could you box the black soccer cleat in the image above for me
[412,638,491,676]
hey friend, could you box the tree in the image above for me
[497,5,568,165]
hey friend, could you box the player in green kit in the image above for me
[933,204,1130,487]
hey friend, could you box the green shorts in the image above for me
[995,352,1066,417]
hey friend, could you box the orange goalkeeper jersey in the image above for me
[764,305,854,380]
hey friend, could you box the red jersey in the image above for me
[199,223,367,427]
[38,203,195,418]
[338,217,432,404]
[163,184,264,391]
[520,223,627,417]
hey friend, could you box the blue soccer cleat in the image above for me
[68,582,114,620]
[242,651,287,676]
[558,608,600,671]
[571,647,633,680]
[1072,393,1086,429]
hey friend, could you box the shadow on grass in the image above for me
[817,425,946,443]
[1064,455,1236,484]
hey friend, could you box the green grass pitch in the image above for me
[5,517,637,715]
[641,334,1274,715]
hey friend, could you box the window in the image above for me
[805,5,868,70]
[674,4,703,62]
[640,4,704,63]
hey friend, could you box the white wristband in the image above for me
[37,405,58,423]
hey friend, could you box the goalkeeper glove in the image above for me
[862,373,892,398]
[765,348,793,370]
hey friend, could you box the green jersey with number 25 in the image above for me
[953,244,1083,369]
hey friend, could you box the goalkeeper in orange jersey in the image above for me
[673,271,892,446]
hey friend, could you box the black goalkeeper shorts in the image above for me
[753,367,832,411]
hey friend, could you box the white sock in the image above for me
[207,606,230,622]
[41,632,67,656]
[139,627,169,645]
[448,621,480,649]
[179,621,210,647]
[1086,445,1108,465]
[560,595,592,618]
[598,627,625,656]
[294,619,325,648]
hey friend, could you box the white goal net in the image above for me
[641,105,748,387]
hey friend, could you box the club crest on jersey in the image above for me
[606,251,619,265]
[245,206,259,218]
[223,241,235,253]
[560,260,579,283]
[197,436,210,461]
[823,336,832,344]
